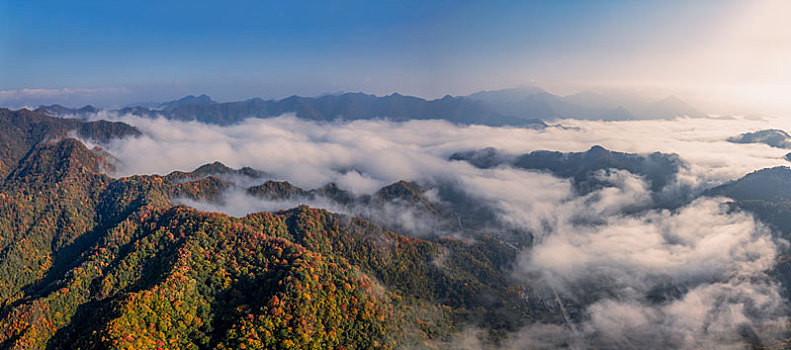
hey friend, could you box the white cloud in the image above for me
[78,112,791,347]
[96,113,791,189]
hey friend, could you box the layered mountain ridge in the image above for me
[450,145,686,194]
[0,108,140,177]
[0,110,547,349]
[2,107,788,349]
[31,87,705,127]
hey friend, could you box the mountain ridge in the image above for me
[451,145,686,193]
[0,108,140,177]
[0,114,544,348]
[30,87,705,126]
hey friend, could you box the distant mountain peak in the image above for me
[644,95,704,118]
[185,161,267,179]
[467,86,548,103]
[34,104,98,117]
[466,87,706,121]
[587,145,609,153]
[159,94,216,110]
[194,161,233,174]
[246,180,308,200]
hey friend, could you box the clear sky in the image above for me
[1,0,788,113]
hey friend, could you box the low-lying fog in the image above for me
[79,111,791,348]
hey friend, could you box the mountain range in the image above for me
[451,145,685,194]
[0,108,555,349]
[32,87,705,126]
[467,87,704,121]
[4,107,784,348]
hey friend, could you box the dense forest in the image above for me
[3,108,791,349]
[0,109,547,349]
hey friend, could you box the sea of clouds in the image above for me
[80,111,791,348]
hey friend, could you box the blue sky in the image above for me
[4,0,786,110]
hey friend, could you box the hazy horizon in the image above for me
[0,84,697,110]
[2,1,790,115]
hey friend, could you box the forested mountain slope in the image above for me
[0,111,541,349]
[0,108,140,177]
